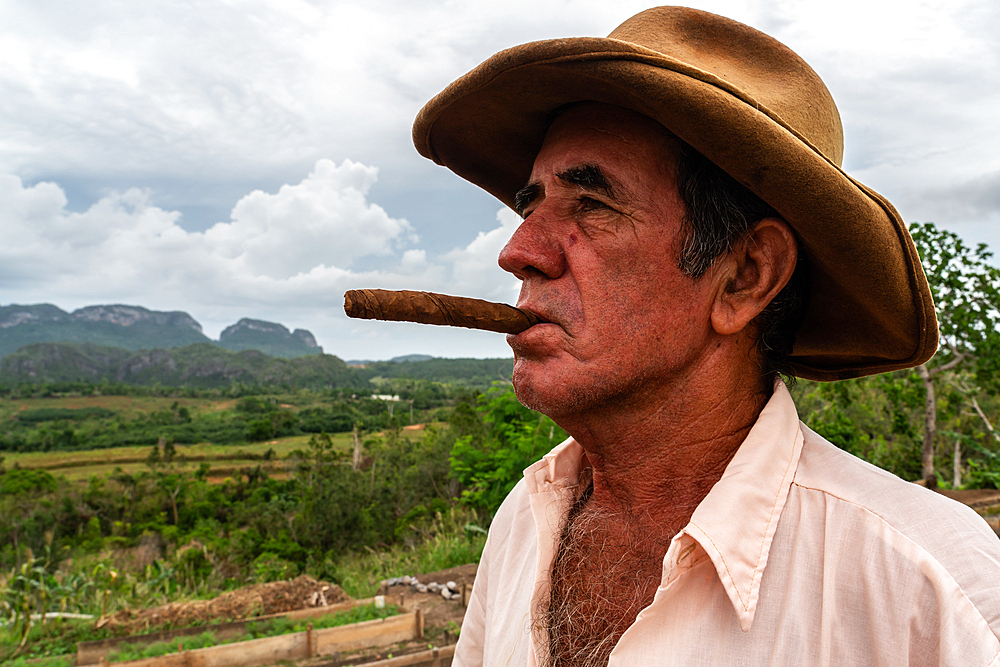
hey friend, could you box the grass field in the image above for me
[5,434,331,467]
[2,434,340,479]
[3,426,429,481]
[0,395,238,420]
[0,388,435,483]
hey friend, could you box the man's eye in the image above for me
[578,197,608,212]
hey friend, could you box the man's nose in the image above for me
[498,214,567,281]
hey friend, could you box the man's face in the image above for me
[499,103,721,421]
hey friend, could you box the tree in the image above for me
[0,469,59,562]
[450,385,566,517]
[155,472,186,526]
[910,222,1000,484]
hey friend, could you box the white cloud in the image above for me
[3,0,999,357]
[0,161,521,359]
[209,159,416,276]
[445,208,521,303]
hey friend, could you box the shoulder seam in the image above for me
[791,481,1000,640]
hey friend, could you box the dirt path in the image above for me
[381,563,477,637]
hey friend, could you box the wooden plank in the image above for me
[362,645,457,667]
[77,598,378,665]
[186,632,306,667]
[314,612,419,655]
[110,654,187,667]
[77,625,234,666]
[283,598,373,621]
[112,632,307,667]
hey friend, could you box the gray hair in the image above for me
[674,143,811,383]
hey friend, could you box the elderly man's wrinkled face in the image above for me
[499,103,721,419]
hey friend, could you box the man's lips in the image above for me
[509,306,566,347]
[516,305,556,329]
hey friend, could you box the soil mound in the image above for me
[103,575,350,633]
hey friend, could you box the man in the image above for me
[412,7,1000,666]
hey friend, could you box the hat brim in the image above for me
[413,37,938,381]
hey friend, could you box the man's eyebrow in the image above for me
[557,164,616,199]
[514,183,541,216]
[514,164,620,216]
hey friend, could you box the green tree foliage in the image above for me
[1,469,59,496]
[16,408,115,423]
[909,222,1000,483]
[0,385,551,581]
[450,386,567,517]
[791,374,924,480]
[292,433,374,553]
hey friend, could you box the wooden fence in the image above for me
[92,609,423,667]
[76,598,393,665]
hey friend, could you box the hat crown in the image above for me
[608,7,844,165]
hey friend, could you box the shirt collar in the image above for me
[521,380,804,633]
[683,380,803,631]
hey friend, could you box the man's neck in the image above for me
[538,377,769,667]
[554,368,770,527]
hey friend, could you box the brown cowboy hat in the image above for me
[411,6,938,381]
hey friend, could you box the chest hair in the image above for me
[537,486,677,667]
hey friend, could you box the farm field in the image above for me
[0,395,238,420]
[0,382,437,462]
[4,434,336,474]
[0,379,500,664]
[3,427,428,481]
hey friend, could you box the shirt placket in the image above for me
[609,531,705,664]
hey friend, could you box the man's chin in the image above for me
[510,359,550,413]
[511,359,584,419]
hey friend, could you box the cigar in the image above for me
[344,289,543,335]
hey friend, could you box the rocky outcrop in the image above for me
[292,329,319,348]
[0,303,203,331]
[0,303,210,359]
[219,319,322,358]
[71,305,203,332]
[0,304,70,328]
[220,318,288,339]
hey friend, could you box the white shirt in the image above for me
[454,382,1000,666]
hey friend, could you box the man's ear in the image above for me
[710,218,798,336]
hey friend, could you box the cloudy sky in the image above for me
[1,0,997,361]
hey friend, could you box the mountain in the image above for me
[389,354,434,363]
[0,342,363,389]
[346,354,436,366]
[0,304,210,358]
[0,304,323,360]
[364,357,514,386]
[0,303,69,327]
[218,318,323,358]
[0,341,514,390]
